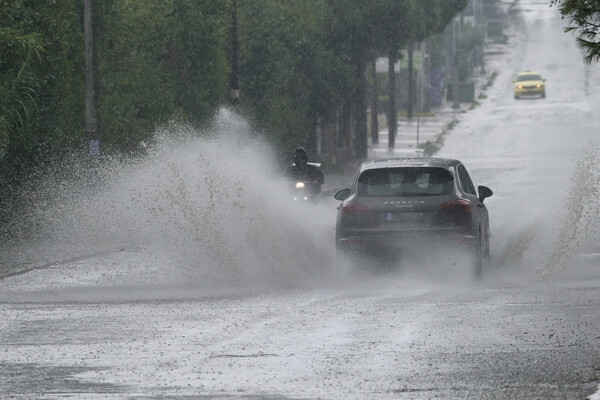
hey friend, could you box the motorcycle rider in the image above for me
[287,147,325,197]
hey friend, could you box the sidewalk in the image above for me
[321,103,472,194]
[322,4,514,193]
[366,0,516,162]
[368,103,469,159]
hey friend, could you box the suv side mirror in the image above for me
[334,188,351,201]
[478,185,493,202]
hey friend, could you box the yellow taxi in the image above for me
[513,71,546,99]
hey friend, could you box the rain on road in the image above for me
[2,1,600,399]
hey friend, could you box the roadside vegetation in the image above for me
[552,0,600,64]
[1,0,510,236]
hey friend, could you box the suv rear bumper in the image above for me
[337,233,477,253]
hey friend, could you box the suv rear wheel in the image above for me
[472,231,484,279]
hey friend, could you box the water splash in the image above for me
[5,108,337,290]
[539,140,600,279]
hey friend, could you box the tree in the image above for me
[325,1,383,159]
[369,60,379,145]
[238,0,342,158]
[373,0,409,148]
[0,0,84,171]
[388,51,398,148]
[551,0,600,63]
[406,0,469,116]
[377,0,468,145]
[0,1,84,239]
[97,1,229,152]
[0,28,42,158]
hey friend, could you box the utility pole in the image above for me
[228,0,240,106]
[84,0,100,155]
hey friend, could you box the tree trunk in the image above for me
[84,0,100,155]
[387,49,397,149]
[354,59,368,159]
[452,17,460,109]
[423,40,431,112]
[370,60,379,145]
[338,102,352,162]
[407,42,414,121]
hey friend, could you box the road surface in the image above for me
[2,1,600,399]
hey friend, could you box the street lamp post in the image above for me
[229,0,240,106]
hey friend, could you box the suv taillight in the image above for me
[439,199,473,230]
[340,201,369,214]
[440,199,473,213]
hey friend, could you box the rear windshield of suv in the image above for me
[357,167,454,197]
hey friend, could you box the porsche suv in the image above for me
[334,158,493,277]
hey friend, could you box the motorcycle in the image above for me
[292,180,319,202]
[289,162,323,203]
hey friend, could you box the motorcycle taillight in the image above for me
[340,201,369,214]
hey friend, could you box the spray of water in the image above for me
[6,107,552,295]
[5,108,337,293]
[539,140,600,279]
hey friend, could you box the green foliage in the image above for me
[486,71,498,87]
[238,0,347,156]
[98,0,229,152]
[0,0,475,183]
[326,0,381,59]
[0,28,43,158]
[551,0,600,63]
[420,140,440,157]
[0,0,484,237]
[486,20,507,43]
[457,23,485,81]
[0,0,84,171]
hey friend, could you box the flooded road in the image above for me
[2,0,600,398]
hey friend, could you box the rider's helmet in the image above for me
[293,147,308,166]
